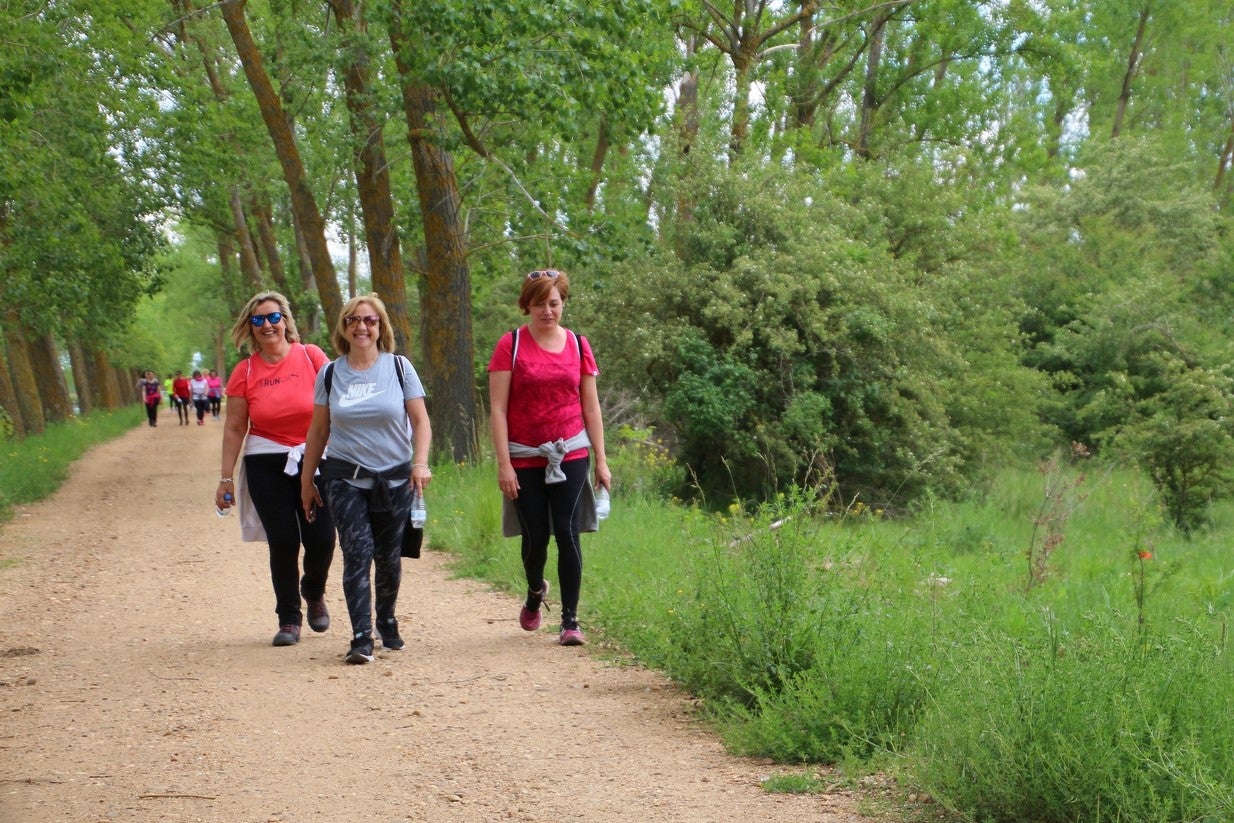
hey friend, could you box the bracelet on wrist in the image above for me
[219,477,234,484]
[412,463,430,470]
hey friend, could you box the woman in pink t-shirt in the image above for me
[488,268,611,646]
[206,369,224,420]
[215,291,336,648]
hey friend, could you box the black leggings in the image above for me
[144,401,158,426]
[512,457,589,623]
[243,453,336,626]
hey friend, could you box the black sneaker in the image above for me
[377,618,404,651]
[306,599,330,632]
[272,624,301,646]
[345,634,374,664]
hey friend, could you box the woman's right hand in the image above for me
[497,464,519,499]
[214,482,234,511]
[301,481,322,522]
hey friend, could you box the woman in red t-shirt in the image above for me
[172,371,191,425]
[215,292,336,648]
[488,268,611,646]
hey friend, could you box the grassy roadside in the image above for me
[428,453,1234,823]
[6,412,1233,821]
[0,407,142,524]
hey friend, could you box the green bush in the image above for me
[583,160,1049,509]
[1116,364,1234,532]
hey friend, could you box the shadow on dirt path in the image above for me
[0,419,872,822]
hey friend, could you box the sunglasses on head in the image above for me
[250,311,283,327]
[526,269,561,281]
[344,314,380,327]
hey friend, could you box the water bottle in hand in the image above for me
[216,492,233,517]
[410,490,427,529]
[594,486,610,520]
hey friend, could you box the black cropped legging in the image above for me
[512,456,589,623]
[243,453,336,627]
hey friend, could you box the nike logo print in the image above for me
[337,384,385,408]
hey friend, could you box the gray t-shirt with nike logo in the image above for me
[313,352,426,481]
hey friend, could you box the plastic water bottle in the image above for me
[216,492,233,517]
[410,490,427,529]
[594,486,610,520]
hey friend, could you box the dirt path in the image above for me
[0,418,870,823]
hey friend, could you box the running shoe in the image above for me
[518,580,550,631]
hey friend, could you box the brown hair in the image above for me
[331,293,396,355]
[517,269,571,314]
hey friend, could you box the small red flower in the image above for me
[1138,551,1153,560]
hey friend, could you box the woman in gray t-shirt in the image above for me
[300,293,432,665]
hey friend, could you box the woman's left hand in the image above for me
[411,464,432,492]
[594,459,612,492]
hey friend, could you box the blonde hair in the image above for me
[331,293,396,355]
[229,291,301,352]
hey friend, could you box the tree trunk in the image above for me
[220,0,343,325]
[1112,3,1150,139]
[390,7,477,462]
[329,0,413,357]
[3,309,45,434]
[0,337,27,438]
[730,49,754,160]
[230,186,264,289]
[584,116,611,213]
[88,347,123,410]
[856,12,889,160]
[672,37,700,258]
[250,195,289,296]
[216,232,243,319]
[68,339,93,416]
[30,333,73,422]
[347,215,358,299]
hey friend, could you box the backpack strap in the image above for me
[324,353,404,403]
[323,361,335,398]
[510,328,583,371]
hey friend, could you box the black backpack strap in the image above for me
[323,361,335,399]
[326,354,403,403]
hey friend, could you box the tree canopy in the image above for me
[2,0,1232,523]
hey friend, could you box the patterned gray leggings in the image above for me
[323,478,412,640]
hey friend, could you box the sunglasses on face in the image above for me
[249,311,283,327]
[526,269,561,281]
[344,314,380,327]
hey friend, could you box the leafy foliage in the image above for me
[586,160,1046,508]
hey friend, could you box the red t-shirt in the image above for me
[225,343,329,447]
[172,377,191,400]
[487,327,598,469]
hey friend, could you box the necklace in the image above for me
[348,352,380,382]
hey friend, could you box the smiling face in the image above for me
[343,301,380,354]
[249,299,287,351]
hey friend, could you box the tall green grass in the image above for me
[0,408,141,522]
[432,451,1234,822]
